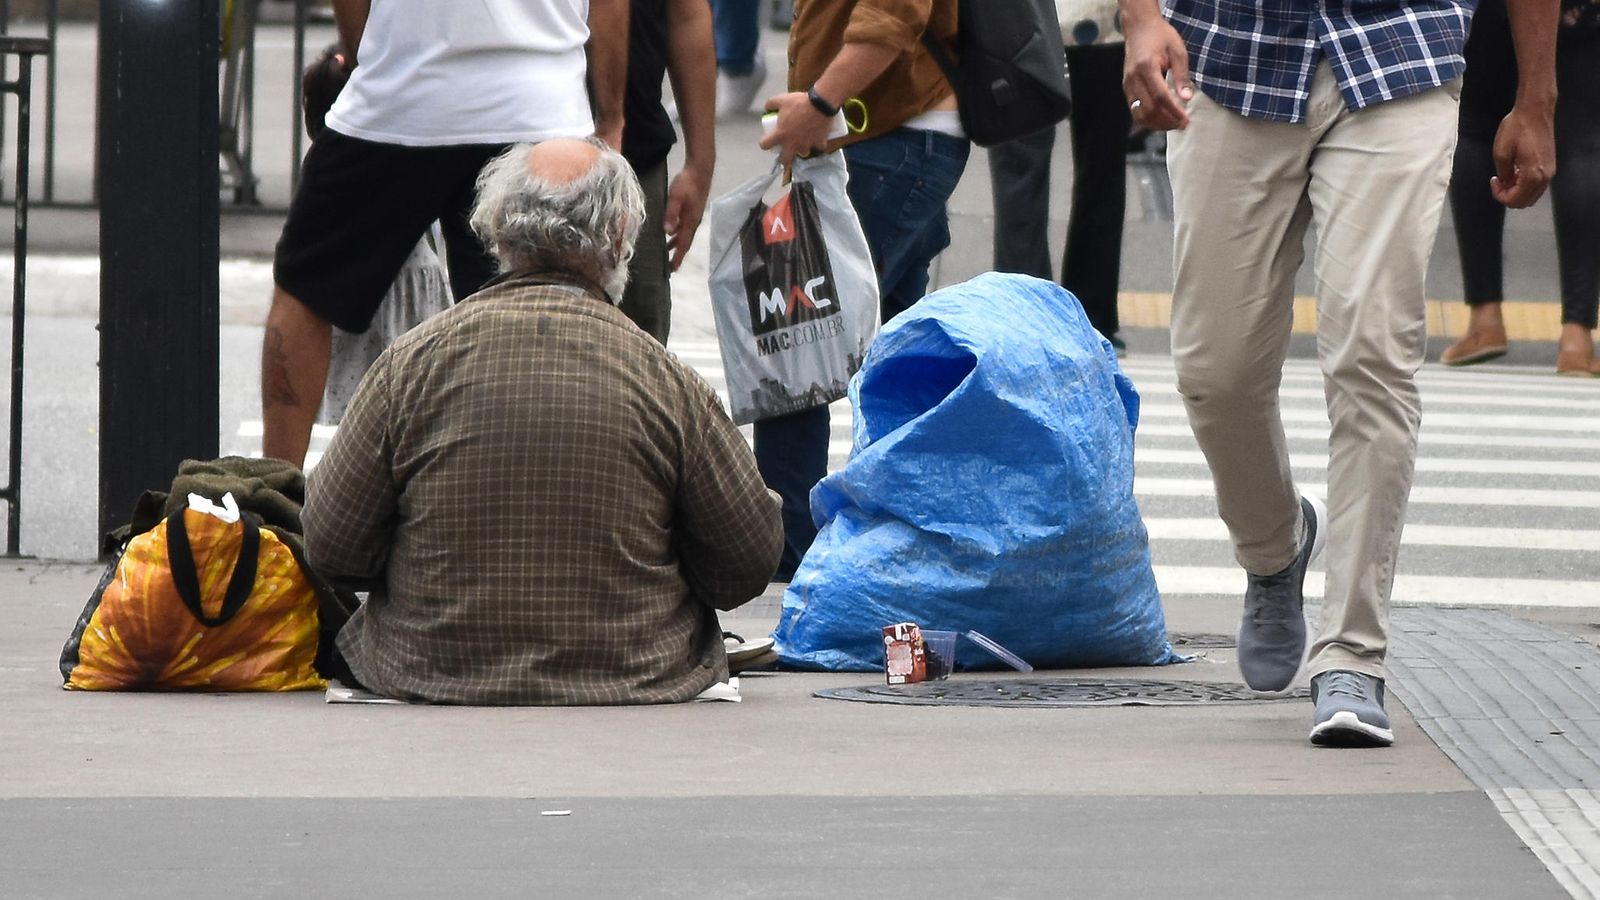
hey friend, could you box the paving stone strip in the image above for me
[1389,608,1600,899]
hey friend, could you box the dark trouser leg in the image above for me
[710,0,760,74]
[1447,128,1505,305]
[753,405,831,581]
[620,161,672,342]
[1553,36,1600,330]
[986,125,1056,279]
[1061,43,1130,339]
[438,143,514,301]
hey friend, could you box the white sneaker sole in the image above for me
[1309,710,1395,748]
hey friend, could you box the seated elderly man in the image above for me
[302,137,783,705]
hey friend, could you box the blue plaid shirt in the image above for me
[1166,0,1475,123]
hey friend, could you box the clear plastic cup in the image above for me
[921,630,958,680]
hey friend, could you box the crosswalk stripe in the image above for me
[1154,566,1599,608]
[1128,380,1600,412]
[1116,359,1600,390]
[691,363,1600,405]
[1132,476,1600,509]
[1134,403,1600,433]
[1144,518,1600,552]
[1135,423,1600,452]
[235,421,337,439]
[1135,447,1600,478]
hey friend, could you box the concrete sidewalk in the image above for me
[1,560,1582,898]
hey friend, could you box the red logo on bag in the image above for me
[761,194,796,245]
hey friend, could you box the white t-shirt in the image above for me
[326,0,595,146]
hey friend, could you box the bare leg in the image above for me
[261,285,332,467]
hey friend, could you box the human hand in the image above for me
[1490,102,1555,209]
[758,92,833,166]
[1122,15,1194,131]
[664,163,710,272]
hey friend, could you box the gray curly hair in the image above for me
[469,137,645,303]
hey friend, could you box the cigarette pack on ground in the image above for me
[883,622,926,684]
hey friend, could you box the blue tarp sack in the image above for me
[773,272,1179,671]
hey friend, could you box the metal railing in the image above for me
[0,0,322,211]
[0,1,58,207]
[1,34,47,556]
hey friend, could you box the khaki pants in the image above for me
[1167,62,1460,679]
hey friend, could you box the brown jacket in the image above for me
[303,274,784,705]
[787,0,959,148]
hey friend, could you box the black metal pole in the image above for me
[5,50,30,556]
[98,0,220,545]
[290,0,306,193]
[0,0,10,171]
[239,0,257,206]
[43,0,57,202]
[0,38,42,558]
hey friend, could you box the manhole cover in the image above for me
[1169,632,1236,649]
[815,677,1308,707]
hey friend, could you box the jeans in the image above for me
[754,128,970,579]
[710,0,761,75]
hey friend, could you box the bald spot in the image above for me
[526,138,602,185]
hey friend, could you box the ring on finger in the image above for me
[1129,98,1143,111]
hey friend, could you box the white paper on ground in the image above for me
[695,678,741,702]
[324,681,407,704]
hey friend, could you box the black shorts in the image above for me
[273,129,509,333]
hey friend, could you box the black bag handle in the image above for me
[920,29,960,86]
[165,507,261,628]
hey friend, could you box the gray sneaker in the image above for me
[1237,494,1327,695]
[1310,670,1394,747]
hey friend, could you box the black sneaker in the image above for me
[1310,670,1394,747]
[1237,494,1327,695]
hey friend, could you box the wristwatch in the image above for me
[807,85,841,118]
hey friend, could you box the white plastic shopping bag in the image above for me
[707,153,880,425]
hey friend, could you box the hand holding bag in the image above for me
[707,152,880,425]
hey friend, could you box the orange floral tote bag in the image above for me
[60,495,326,692]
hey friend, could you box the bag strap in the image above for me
[919,29,960,86]
[165,508,261,628]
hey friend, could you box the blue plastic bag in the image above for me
[773,272,1178,671]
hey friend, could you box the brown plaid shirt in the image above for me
[302,274,783,705]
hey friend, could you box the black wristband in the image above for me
[807,85,841,118]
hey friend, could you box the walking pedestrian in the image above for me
[756,0,968,579]
[261,0,627,468]
[988,1,1131,354]
[1439,0,1600,376]
[1121,0,1557,745]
